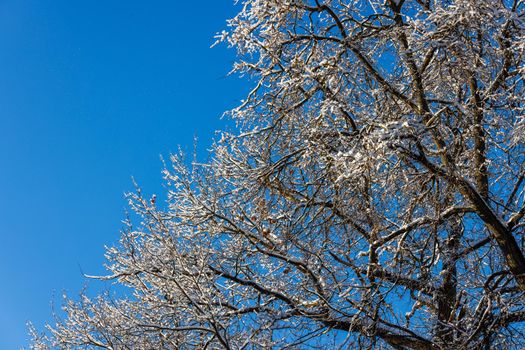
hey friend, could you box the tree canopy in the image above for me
[31,0,525,349]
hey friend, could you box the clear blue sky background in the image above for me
[0,1,245,348]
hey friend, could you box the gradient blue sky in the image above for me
[0,1,246,348]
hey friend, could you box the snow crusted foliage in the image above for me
[31,1,525,349]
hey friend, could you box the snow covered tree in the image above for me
[31,0,525,349]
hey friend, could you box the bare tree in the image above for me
[31,0,525,349]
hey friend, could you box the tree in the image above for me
[31,0,525,349]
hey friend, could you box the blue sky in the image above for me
[0,1,245,348]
